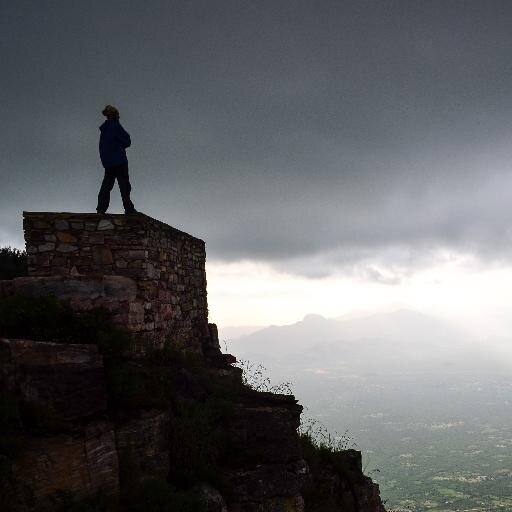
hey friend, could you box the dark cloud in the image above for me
[2,1,512,276]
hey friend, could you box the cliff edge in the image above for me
[0,212,386,512]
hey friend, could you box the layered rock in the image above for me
[0,337,312,512]
[225,393,307,511]
[0,338,106,420]
[116,410,170,482]
[302,449,385,512]
[0,338,117,510]
[0,338,173,511]
[9,421,119,508]
[0,337,385,512]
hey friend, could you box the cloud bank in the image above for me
[2,1,512,278]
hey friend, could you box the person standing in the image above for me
[96,105,137,214]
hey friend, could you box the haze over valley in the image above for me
[222,310,512,511]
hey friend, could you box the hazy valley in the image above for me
[223,311,512,511]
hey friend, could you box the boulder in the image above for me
[9,421,119,508]
[116,410,170,482]
[0,338,107,420]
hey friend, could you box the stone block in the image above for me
[14,275,136,302]
[89,233,104,244]
[128,302,145,326]
[115,258,128,268]
[56,231,77,243]
[92,245,114,265]
[116,410,170,481]
[38,243,55,252]
[0,338,107,420]
[56,243,78,253]
[12,276,142,334]
[34,220,51,229]
[98,219,114,230]
[226,463,304,508]
[10,420,119,504]
[54,220,69,230]
[227,393,302,465]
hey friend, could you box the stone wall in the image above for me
[23,212,209,353]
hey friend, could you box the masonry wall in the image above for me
[23,212,209,352]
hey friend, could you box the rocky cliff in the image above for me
[0,213,386,512]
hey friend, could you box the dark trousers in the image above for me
[96,164,135,213]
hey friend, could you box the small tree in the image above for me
[0,247,27,280]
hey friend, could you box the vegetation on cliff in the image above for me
[0,295,129,354]
[0,294,208,511]
[0,294,275,510]
[0,247,26,280]
[0,289,385,511]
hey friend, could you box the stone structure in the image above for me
[0,213,386,511]
[23,212,209,353]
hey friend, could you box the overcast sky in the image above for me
[3,1,512,327]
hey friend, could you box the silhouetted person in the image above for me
[96,105,137,214]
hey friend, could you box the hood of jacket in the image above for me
[99,119,119,132]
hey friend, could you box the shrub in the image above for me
[234,358,293,395]
[299,413,352,454]
[105,360,172,410]
[0,295,130,355]
[0,246,27,280]
[299,415,356,512]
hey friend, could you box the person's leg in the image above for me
[96,168,116,213]
[116,165,136,213]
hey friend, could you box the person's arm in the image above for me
[116,124,131,148]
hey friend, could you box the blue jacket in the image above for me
[99,119,131,168]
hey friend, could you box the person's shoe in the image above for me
[124,208,138,215]
[96,209,106,214]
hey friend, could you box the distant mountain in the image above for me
[227,313,345,360]
[218,325,266,341]
[227,309,485,371]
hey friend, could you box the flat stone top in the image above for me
[23,211,205,246]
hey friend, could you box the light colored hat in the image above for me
[102,105,120,118]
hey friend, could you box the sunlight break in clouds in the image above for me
[207,253,512,339]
